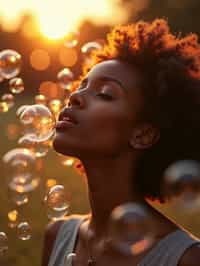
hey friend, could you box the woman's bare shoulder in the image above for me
[178,244,200,266]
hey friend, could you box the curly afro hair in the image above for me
[74,18,200,202]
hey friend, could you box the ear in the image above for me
[129,123,160,150]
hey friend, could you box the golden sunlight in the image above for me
[0,0,131,40]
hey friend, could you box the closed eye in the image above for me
[97,93,113,100]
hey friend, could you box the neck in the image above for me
[81,151,145,237]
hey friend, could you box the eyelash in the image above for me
[97,93,113,100]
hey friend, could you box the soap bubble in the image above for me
[64,31,79,48]
[19,104,56,142]
[57,68,74,89]
[2,148,40,193]
[44,185,70,220]
[18,135,50,158]
[65,253,77,266]
[0,101,9,113]
[81,41,102,57]
[162,160,200,212]
[0,49,21,79]
[108,203,155,255]
[0,232,8,256]
[1,93,14,108]
[17,222,31,240]
[9,77,24,94]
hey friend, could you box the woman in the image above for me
[42,18,200,266]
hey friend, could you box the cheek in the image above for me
[85,106,134,150]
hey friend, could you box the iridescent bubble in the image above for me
[17,222,31,240]
[0,232,8,256]
[44,185,70,220]
[162,160,200,212]
[19,104,56,142]
[65,253,77,266]
[1,93,14,108]
[109,203,155,255]
[34,94,47,105]
[64,31,79,48]
[0,101,9,113]
[0,49,22,79]
[57,68,74,89]
[2,148,40,193]
[9,77,24,94]
[18,135,49,158]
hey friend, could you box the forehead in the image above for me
[86,59,141,90]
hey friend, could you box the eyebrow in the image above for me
[80,76,127,93]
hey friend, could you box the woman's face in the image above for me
[53,59,144,159]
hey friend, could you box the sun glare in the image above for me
[0,0,133,40]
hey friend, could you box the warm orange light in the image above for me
[39,81,64,99]
[0,1,135,40]
[30,49,50,71]
[59,47,78,67]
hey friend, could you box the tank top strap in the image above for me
[139,229,200,266]
[48,215,87,266]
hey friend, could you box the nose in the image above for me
[68,90,85,108]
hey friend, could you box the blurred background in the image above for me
[1,1,200,266]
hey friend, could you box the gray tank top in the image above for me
[48,214,200,266]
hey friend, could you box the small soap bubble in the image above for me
[64,31,79,48]
[57,68,74,89]
[17,222,31,240]
[0,49,22,79]
[0,232,8,256]
[9,77,24,94]
[19,104,56,142]
[34,94,47,105]
[0,101,9,113]
[81,41,102,59]
[162,160,200,212]
[1,93,14,108]
[109,203,155,255]
[45,185,70,220]
[65,253,77,266]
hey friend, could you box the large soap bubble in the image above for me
[19,104,56,142]
[2,148,39,193]
[162,160,200,212]
[108,203,155,255]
